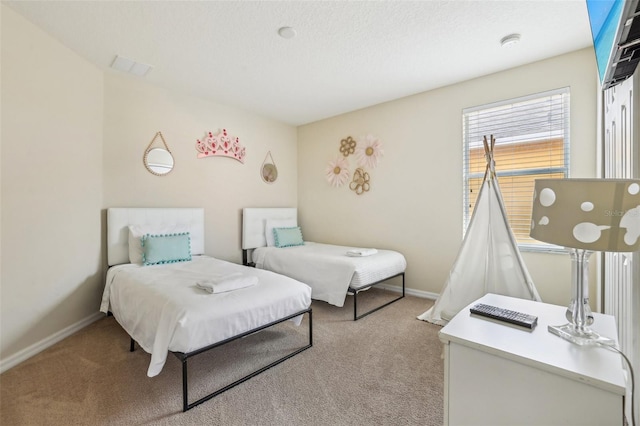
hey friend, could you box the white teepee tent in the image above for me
[418,135,541,325]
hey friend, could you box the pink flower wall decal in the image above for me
[325,156,350,187]
[355,134,383,169]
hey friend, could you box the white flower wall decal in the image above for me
[355,134,383,169]
[325,156,350,187]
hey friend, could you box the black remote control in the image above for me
[470,303,538,329]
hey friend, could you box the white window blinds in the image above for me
[463,87,570,250]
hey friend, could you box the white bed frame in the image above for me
[241,207,405,320]
[105,207,312,412]
[107,207,205,266]
[242,207,297,249]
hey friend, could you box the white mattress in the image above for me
[252,242,406,307]
[100,255,312,377]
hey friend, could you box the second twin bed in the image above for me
[242,207,407,320]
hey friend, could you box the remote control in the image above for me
[470,303,538,329]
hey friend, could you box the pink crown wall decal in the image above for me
[195,129,246,163]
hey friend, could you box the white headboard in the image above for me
[107,207,205,266]
[242,207,297,249]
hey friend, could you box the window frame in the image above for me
[462,87,571,253]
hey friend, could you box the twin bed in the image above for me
[100,208,312,412]
[100,206,406,412]
[242,208,407,320]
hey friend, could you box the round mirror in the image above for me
[144,148,174,176]
[261,163,278,183]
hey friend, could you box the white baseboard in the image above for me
[377,283,439,300]
[0,311,104,374]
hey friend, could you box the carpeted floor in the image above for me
[0,290,442,425]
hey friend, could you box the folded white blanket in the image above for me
[196,273,258,293]
[346,248,378,257]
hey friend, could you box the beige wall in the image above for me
[1,3,297,369]
[102,73,298,263]
[1,5,104,363]
[297,48,599,307]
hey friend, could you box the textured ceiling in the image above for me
[4,1,593,126]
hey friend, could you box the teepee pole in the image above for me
[482,135,496,182]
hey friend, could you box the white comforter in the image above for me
[100,256,311,377]
[252,242,406,307]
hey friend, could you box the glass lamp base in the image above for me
[548,323,615,346]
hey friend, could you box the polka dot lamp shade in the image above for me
[530,178,640,252]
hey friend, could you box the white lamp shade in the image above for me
[530,178,640,252]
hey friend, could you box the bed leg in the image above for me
[352,272,405,320]
[353,290,358,321]
[309,309,313,347]
[182,357,188,412]
[130,338,135,352]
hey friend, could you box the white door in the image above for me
[602,73,639,426]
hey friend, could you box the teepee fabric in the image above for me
[418,136,541,325]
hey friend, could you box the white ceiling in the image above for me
[4,0,593,126]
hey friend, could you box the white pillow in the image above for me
[128,225,189,264]
[265,218,297,247]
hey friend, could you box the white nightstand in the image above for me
[439,293,626,426]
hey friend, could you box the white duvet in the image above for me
[100,256,311,377]
[252,242,406,307]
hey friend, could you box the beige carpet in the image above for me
[0,290,442,425]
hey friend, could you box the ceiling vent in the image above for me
[110,55,153,77]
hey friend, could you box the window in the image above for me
[463,88,570,251]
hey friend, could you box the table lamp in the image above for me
[530,178,640,345]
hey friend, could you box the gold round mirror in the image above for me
[144,147,174,176]
[261,163,278,183]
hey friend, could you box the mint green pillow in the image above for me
[141,232,192,266]
[273,227,304,248]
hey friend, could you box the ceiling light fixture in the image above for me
[278,26,296,39]
[111,55,153,77]
[500,33,521,48]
